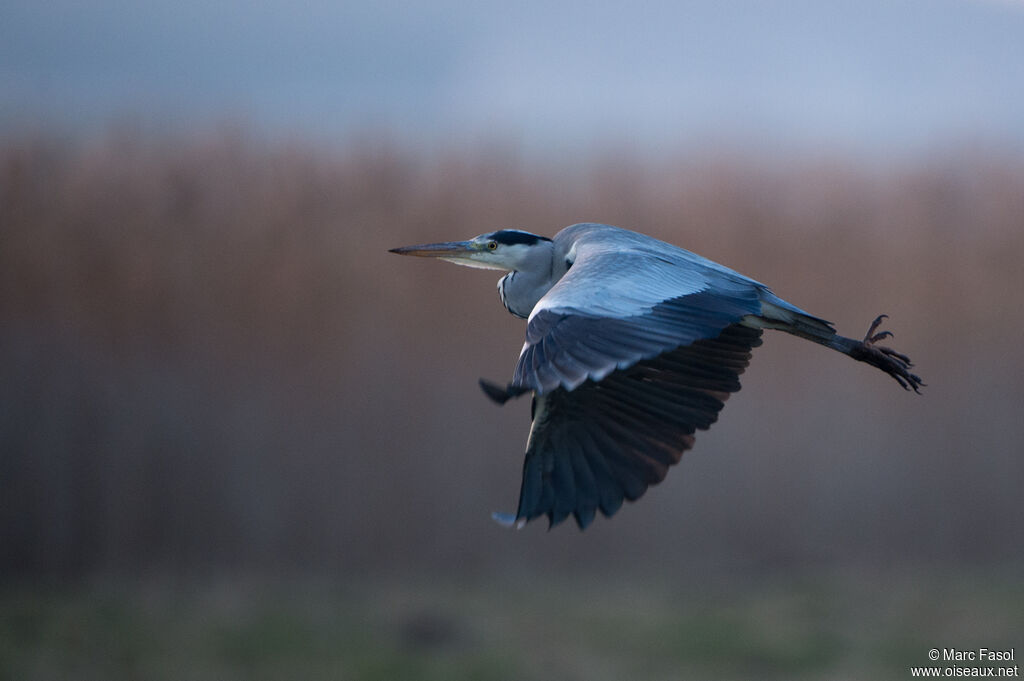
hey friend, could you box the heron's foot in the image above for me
[853,315,924,393]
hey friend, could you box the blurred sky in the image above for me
[2,0,1024,156]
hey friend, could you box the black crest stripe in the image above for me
[490,230,552,246]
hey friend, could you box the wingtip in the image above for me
[491,511,527,529]
[479,379,530,405]
[479,379,512,405]
[573,507,596,531]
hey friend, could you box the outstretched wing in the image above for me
[498,225,769,529]
[497,324,763,529]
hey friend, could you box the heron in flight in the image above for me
[390,223,922,530]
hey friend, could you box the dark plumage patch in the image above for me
[489,229,552,246]
[508,324,763,530]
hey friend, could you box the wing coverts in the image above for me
[515,290,763,394]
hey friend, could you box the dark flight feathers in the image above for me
[494,322,763,529]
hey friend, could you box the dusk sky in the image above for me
[3,0,1024,155]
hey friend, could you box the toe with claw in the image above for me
[852,314,924,394]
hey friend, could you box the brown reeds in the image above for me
[2,129,1022,578]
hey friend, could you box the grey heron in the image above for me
[390,223,922,530]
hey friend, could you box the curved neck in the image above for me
[498,242,562,318]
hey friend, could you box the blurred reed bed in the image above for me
[1,129,1022,580]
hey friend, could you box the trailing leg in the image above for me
[828,315,924,393]
[750,303,924,393]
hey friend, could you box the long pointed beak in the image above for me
[389,240,479,258]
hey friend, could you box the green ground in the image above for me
[2,568,1020,681]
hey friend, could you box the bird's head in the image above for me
[389,229,552,272]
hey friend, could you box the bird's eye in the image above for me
[487,241,498,251]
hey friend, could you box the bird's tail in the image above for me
[752,300,924,393]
